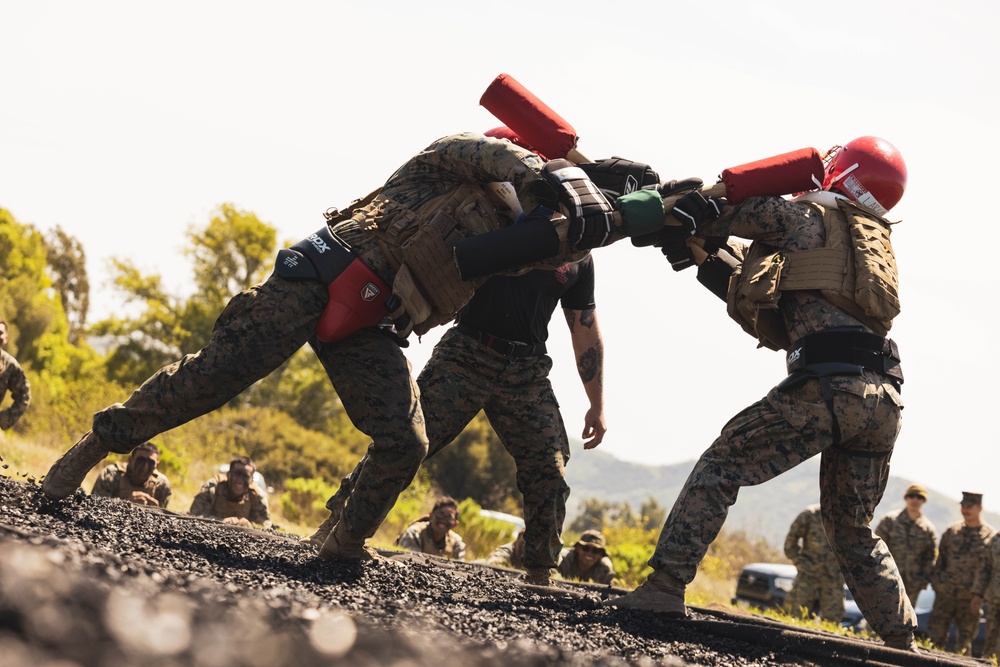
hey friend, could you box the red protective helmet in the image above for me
[484,126,544,159]
[821,136,907,215]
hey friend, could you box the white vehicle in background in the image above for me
[478,509,525,537]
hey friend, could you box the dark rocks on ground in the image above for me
[0,476,982,667]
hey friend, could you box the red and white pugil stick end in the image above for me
[480,73,591,163]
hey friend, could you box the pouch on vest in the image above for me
[846,203,900,325]
[389,264,433,338]
[727,249,789,350]
[275,227,390,343]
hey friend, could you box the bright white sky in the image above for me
[2,1,997,504]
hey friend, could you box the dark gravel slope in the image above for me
[0,476,983,667]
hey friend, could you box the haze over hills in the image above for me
[564,443,997,548]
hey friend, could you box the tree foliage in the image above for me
[422,413,521,514]
[91,203,277,387]
[1,209,60,363]
[0,209,91,376]
[43,226,90,344]
[186,203,276,307]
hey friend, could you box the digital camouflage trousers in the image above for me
[91,272,428,539]
[649,371,916,641]
[330,326,570,568]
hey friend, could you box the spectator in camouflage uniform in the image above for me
[304,254,606,585]
[875,483,937,606]
[783,504,845,621]
[41,132,657,561]
[0,320,30,432]
[91,442,172,509]
[189,456,270,529]
[485,531,526,570]
[396,496,466,560]
[557,530,615,585]
[973,529,1000,661]
[610,138,919,650]
[928,491,994,654]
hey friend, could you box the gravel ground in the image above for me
[0,475,984,667]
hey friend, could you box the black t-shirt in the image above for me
[457,255,595,345]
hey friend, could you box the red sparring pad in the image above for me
[721,148,825,204]
[316,258,390,343]
[480,74,577,160]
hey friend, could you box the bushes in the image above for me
[278,477,340,526]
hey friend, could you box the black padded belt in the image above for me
[781,327,901,451]
[275,226,355,284]
[786,328,903,387]
[455,323,546,358]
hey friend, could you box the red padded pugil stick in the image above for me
[480,73,589,163]
[720,147,825,204]
[656,148,826,226]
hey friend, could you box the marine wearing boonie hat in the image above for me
[575,529,607,554]
[904,484,927,500]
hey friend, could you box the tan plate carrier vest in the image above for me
[727,199,900,351]
[209,474,260,521]
[336,185,505,337]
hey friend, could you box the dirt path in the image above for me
[0,476,985,667]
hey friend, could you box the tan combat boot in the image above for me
[318,520,382,562]
[300,507,341,549]
[605,569,687,618]
[41,431,110,499]
[523,567,552,586]
[882,634,919,652]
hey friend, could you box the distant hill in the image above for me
[564,443,998,548]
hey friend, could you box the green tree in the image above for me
[1,208,112,438]
[567,497,641,533]
[422,413,521,514]
[43,226,90,344]
[639,496,667,531]
[237,347,351,434]
[0,209,71,368]
[92,203,277,387]
[90,258,185,385]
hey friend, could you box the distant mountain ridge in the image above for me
[564,443,997,547]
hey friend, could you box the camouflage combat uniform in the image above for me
[973,532,1000,660]
[557,547,616,585]
[0,349,30,430]
[646,192,916,642]
[326,257,597,569]
[783,505,845,621]
[190,473,270,527]
[396,519,466,560]
[486,539,525,569]
[91,461,173,509]
[76,133,585,544]
[928,520,995,653]
[875,508,937,606]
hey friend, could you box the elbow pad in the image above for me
[453,206,560,280]
[696,249,740,301]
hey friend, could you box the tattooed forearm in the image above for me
[577,343,604,385]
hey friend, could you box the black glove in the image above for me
[671,190,722,233]
[661,234,730,272]
[662,240,695,271]
[631,178,705,248]
[659,177,704,198]
[578,157,660,201]
[542,159,616,249]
